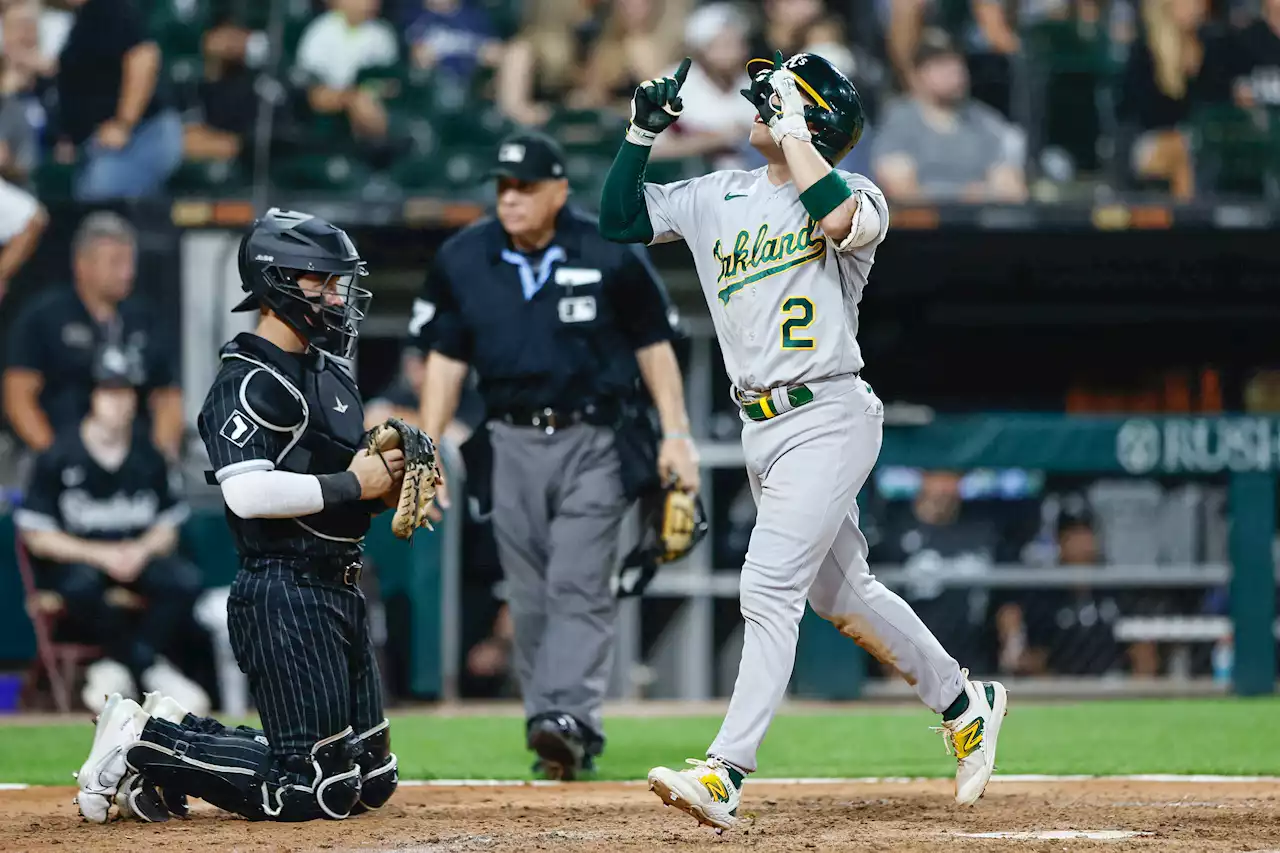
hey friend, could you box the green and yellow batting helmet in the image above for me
[745,52,866,164]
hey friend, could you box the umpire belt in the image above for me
[498,403,617,434]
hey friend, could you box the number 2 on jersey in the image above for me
[780,297,815,349]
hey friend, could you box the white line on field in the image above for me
[397,774,1280,787]
[1,775,1275,792]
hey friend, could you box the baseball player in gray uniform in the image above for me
[600,53,1008,832]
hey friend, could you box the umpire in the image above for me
[416,132,698,779]
[74,209,404,824]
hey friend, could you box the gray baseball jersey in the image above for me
[643,167,889,393]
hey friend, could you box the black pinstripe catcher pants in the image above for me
[125,559,385,820]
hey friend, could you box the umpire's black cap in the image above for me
[490,132,567,182]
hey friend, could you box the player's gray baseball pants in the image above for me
[709,374,966,772]
[490,422,629,737]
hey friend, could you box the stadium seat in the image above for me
[14,534,143,712]
[270,152,373,192]
[148,0,208,57]
[32,160,75,201]
[1190,105,1273,196]
[169,158,250,196]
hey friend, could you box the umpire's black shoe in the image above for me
[527,713,597,781]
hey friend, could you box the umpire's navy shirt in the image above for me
[412,205,677,414]
[5,287,175,433]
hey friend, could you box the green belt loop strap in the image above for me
[743,385,814,421]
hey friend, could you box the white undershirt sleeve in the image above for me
[220,468,324,519]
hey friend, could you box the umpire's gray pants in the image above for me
[490,422,629,736]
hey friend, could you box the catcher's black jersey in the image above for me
[16,428,187,541]
[197,333,371,561]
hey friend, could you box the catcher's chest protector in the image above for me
[275,355,370,540]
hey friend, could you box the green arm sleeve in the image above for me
[599,140,656,245]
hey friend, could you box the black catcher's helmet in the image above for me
[234,208,372,360]
[746,52,866,164]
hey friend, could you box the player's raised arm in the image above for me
[599,57,691,245]
[743,52,881,251]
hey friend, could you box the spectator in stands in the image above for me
[871,30,1027,202]
[1119,0,1232,200]
[0,0,44,187]
[182,15,272,163]
[295,0,400,143]
[0,0,69,76]
[651,2,755,169]
[495,0,596,127]
[405,0,504,81]
[751,0,855,74]
[3,212,183,457]
[995,493,1125,676]
[14,347,207,715]
[1231,0,1280,108]
[0,175,45,304]
[573,0,685,115]
[53,0,182,200]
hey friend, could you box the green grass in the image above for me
[4,698,1279,786]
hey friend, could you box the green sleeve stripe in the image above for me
[599,140,656,245]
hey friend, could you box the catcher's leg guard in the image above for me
[261,728,363,821]
[350,720,398,813]
[126,717,273,819]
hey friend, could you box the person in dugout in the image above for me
[14,344,207,714]
[413,131,698,779]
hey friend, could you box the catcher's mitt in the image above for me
[614,484,708,598]
[366,417,442,539]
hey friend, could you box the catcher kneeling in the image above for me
[73,209,439,824]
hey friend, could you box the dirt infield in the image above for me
[5,779,1280,852]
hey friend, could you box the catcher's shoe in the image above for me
[933,670,1009,805]
[134,692,191,817]
[114,774,171,823]
[75,695,148,823]
[648,757,741,833]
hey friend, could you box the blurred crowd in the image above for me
[1,0,1280,213]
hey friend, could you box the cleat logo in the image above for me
[701,774,730,803]
[953,719,984,759]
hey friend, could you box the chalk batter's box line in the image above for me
[5,774,1279,792]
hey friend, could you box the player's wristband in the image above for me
[317,471,362,506]
[798,170,853,222]
[664,432,692,440]
[625,123,658,147]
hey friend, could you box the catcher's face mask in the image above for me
[269,263,372,361]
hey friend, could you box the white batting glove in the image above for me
[767,69,812,147]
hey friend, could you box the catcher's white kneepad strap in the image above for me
[835,191,882,253]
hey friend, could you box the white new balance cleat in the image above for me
[648,757,741,832]
[933,670,1009,805]
[76,695,148,823]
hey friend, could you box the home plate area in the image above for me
[3,778,1279,851]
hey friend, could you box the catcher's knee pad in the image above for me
[262,728,363,821]
[352,720,398,812]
